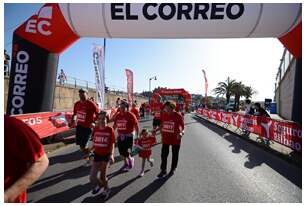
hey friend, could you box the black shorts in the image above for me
[153,119,161,127]
[117,134,134,157]
[94,152,111,162]
[75,125,92,148]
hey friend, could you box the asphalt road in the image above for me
[27,114,302,203]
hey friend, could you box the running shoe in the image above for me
[138,171,145,177]
[92,185,102,195]
[168,169,176,176]
[157,170,167,178]
[148,158,154,167]
[128,157,134,169]
[102,188,111,200]
[119,163,129,172]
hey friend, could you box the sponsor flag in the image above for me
[93,45,105,110]
[202,69,208,97]
[125,69,134,105]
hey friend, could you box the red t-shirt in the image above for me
[153,102,164,120]
[135,135,156,151]
[160,112,184,145]
[4,115,45,203]
[130,107,140,120]
[114,111,138,135]
[92,126,115,155]
[73,99,99,128]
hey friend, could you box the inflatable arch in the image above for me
[7,3,302,115]
[151,88,192,110]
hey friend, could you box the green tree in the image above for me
[213,77,236,104]
[243,86,257,100]
[232,82,246,111]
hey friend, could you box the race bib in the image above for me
[117,120,127,130]
[77,111,86,123]
[155,112,161,118]
[162,121,175,133]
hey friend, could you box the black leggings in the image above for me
[160,144,181,172]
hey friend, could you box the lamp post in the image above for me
[149,76,157,102]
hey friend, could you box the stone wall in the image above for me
[4,77,148,112]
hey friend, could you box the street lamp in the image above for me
[149,76,157,92]
[149,76,157,103]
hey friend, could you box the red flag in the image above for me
[202,69,208,97]
[125,69,133,105]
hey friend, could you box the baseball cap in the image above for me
[78,88,88,93]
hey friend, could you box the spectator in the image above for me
[244,99,255,115]
[4,115,49,203]
[4,49,10,76]
[254,103,270,118]
[58,69,67,85]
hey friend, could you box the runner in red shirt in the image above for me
[157,101,185,178]
[113,100,139,171]
[70,88,99,164]
[135,129,156,177]
[130,102,140,120]
[4,115,49,203]
[89,111,115,199]
[152,97,164,131]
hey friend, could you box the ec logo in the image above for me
[25,6,52,36]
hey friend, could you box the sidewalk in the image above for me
[194,113,301,167]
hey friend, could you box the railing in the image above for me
[275,49,294,90]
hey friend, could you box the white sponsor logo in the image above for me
[25,6,52,36]
[10,51,29,115]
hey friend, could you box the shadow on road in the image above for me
[124,175,171,202]
[81,170,150,203]
[29,165,91,193]
[192,115,302,189]
[48,150,81,166]
[37,182,92,203]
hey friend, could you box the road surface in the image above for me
[27,114,302,203]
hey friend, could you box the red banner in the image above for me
[125,69,133,106]
[196,109,302,152]
[12,108,116,139]
[13,112,73,139]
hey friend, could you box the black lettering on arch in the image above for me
[111,3,125,20]
[227,3,244,20]
[159,3,176,20]
[143,3,158,20]
[211,3,225,20]
[177,3,192,20]
[194,3,209,20]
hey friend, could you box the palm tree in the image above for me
[213,77,236,104]
[232,82,245,111]
[243,86,257,100]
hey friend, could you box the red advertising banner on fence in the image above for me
[196,108,302,152]
[13,112,73,139]
[12,108,116,139]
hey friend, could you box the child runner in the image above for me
[135,129,156,177]
[89,111,115,199]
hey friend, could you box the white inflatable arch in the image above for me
[7,3,302,114]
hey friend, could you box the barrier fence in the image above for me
[196,108,302,152]
[13,108,118,139]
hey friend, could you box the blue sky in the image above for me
[4,3,285,101]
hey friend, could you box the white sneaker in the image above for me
[138,171,145,177]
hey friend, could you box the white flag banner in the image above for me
[93,45,105,110]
